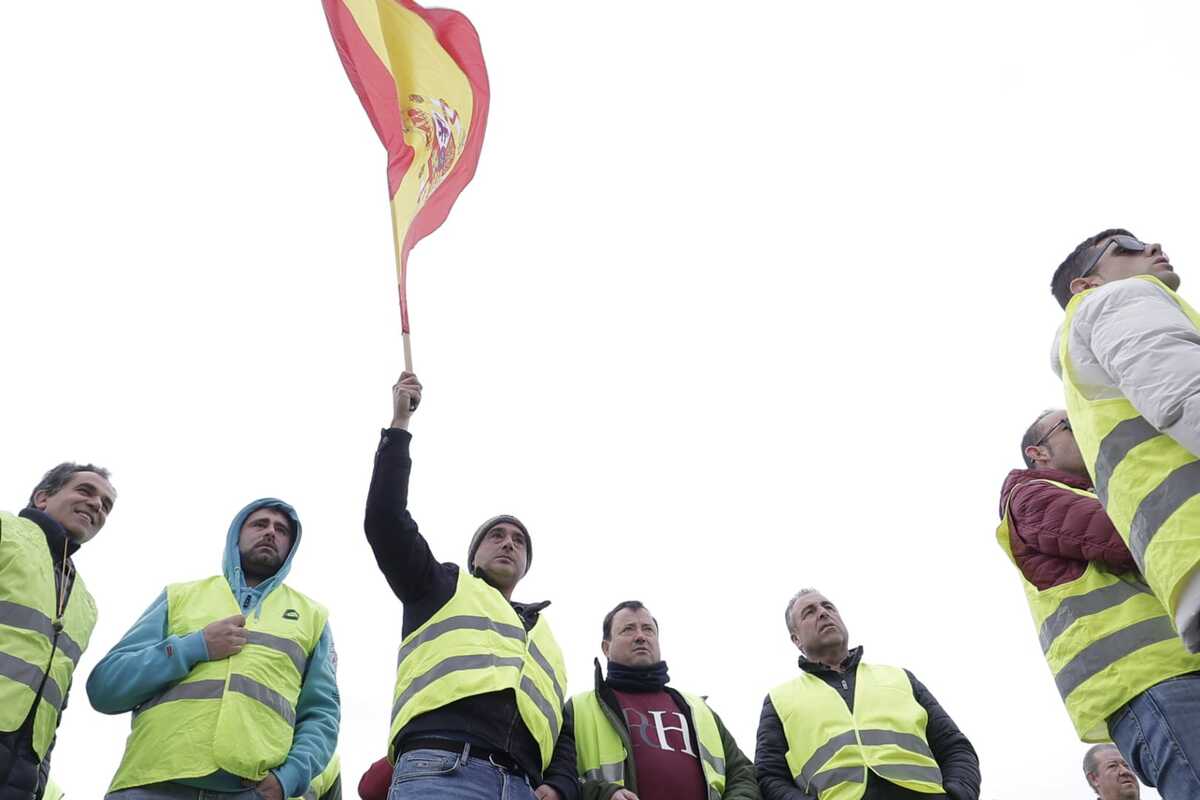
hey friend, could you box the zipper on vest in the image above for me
[32,540,74,711]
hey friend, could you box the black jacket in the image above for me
[0,510,80,800]
[755,648,980,800]
[364,428,578,800]
[566,660,761,800]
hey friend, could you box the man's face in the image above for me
[33,471,116,544]
[1088,747,1139,800]
[602,606,661,667]
[473,522,527,588]
[1027,410,1088,477]
[238,508,294,579]
[789,591,848,655]
[1085,235,1178,291]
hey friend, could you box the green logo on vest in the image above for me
[283,609,300,620]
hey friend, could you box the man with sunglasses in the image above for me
[1051,229,1200,658]
[996,408,1200,800]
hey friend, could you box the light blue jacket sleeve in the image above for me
[85,590,210,714]
[271,623,341,798]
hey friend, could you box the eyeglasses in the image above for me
[1033,418,1071,449]
[1080,235,1148,279]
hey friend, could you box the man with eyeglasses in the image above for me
[1050,229,1200,658]
[997,408,1200,799]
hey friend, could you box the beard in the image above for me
[241,546,283,580]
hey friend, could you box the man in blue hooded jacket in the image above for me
[87,499,340,800]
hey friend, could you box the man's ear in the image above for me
[31,489,51,511]
[790,630,802,650]
[601,640,610,658]
[1024,445,1046,467]
[1070,275,1104,295]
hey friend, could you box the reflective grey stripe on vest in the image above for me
[583,762,624,783]
[873,763,944,784]
[244,630,308,676]
[134,678,225,717]
[798,730,858,788]
[0,650,63,711]
[527,640,565,707]
[806,765,864,794]
[0,600,83,665]
[1093,416,1161,505]
[391,654,526,722]
[230,674,296,726]
[1055,616,1179,699]
[1128,461,1200,569]
[1038,579,1149,652]
[859,729,934,761]
[798,729,933,791]
[396,615,527,668]
[301,789,317,800]
[519,675,562,742]
[698,741,726,776]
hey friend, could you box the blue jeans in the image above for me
[1109,673,1200,800]
[388,746,537,800]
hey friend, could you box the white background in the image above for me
[3,2,1197,797]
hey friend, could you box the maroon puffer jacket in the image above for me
[998,467,1137,590]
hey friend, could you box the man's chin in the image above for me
[483,564,520,585]
[62,524,92,544]
[1156,269,1181,290]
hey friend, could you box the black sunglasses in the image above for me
[1033,418,1071,449]
[1080,235,1148,279]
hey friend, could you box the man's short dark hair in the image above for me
[1083,743,1119,785]
[1020,409,1057,468]
[1051,228,1135,309]
[28,462,112,507]
[602,600,658,640]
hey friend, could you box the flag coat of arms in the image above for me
[323,0,490,335]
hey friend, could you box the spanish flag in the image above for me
[323,0,490,335]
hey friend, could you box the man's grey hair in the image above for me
[1020,409,1058,469]
[1082,743,1119,786]
[27,462,112,507]
[784,587,821,633]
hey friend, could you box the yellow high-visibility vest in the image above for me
[109,576,327,792]
[293,752,341,800]
[572,687,726,800]
[389,569,568,770]
[1061,274,1200,629]
[0,512,97,759]
[769,663,944,800]
[43,778,65,800]
[997,479,1200,740]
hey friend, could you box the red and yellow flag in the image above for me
[323,0,490,335]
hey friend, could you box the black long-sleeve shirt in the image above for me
[755,648,980,800]
[364,428,578,800]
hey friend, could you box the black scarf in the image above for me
[606,660,670,692]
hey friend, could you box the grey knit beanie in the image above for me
[467,514,531,575]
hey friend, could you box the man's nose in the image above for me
[1147,241,1163,256]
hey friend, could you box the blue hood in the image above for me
[223,497,302,617]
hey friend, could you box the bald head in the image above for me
[1020,409,1087,477]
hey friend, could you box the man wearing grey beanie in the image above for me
[364,372,575,800]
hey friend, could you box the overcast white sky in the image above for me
[5,2,1200,797]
